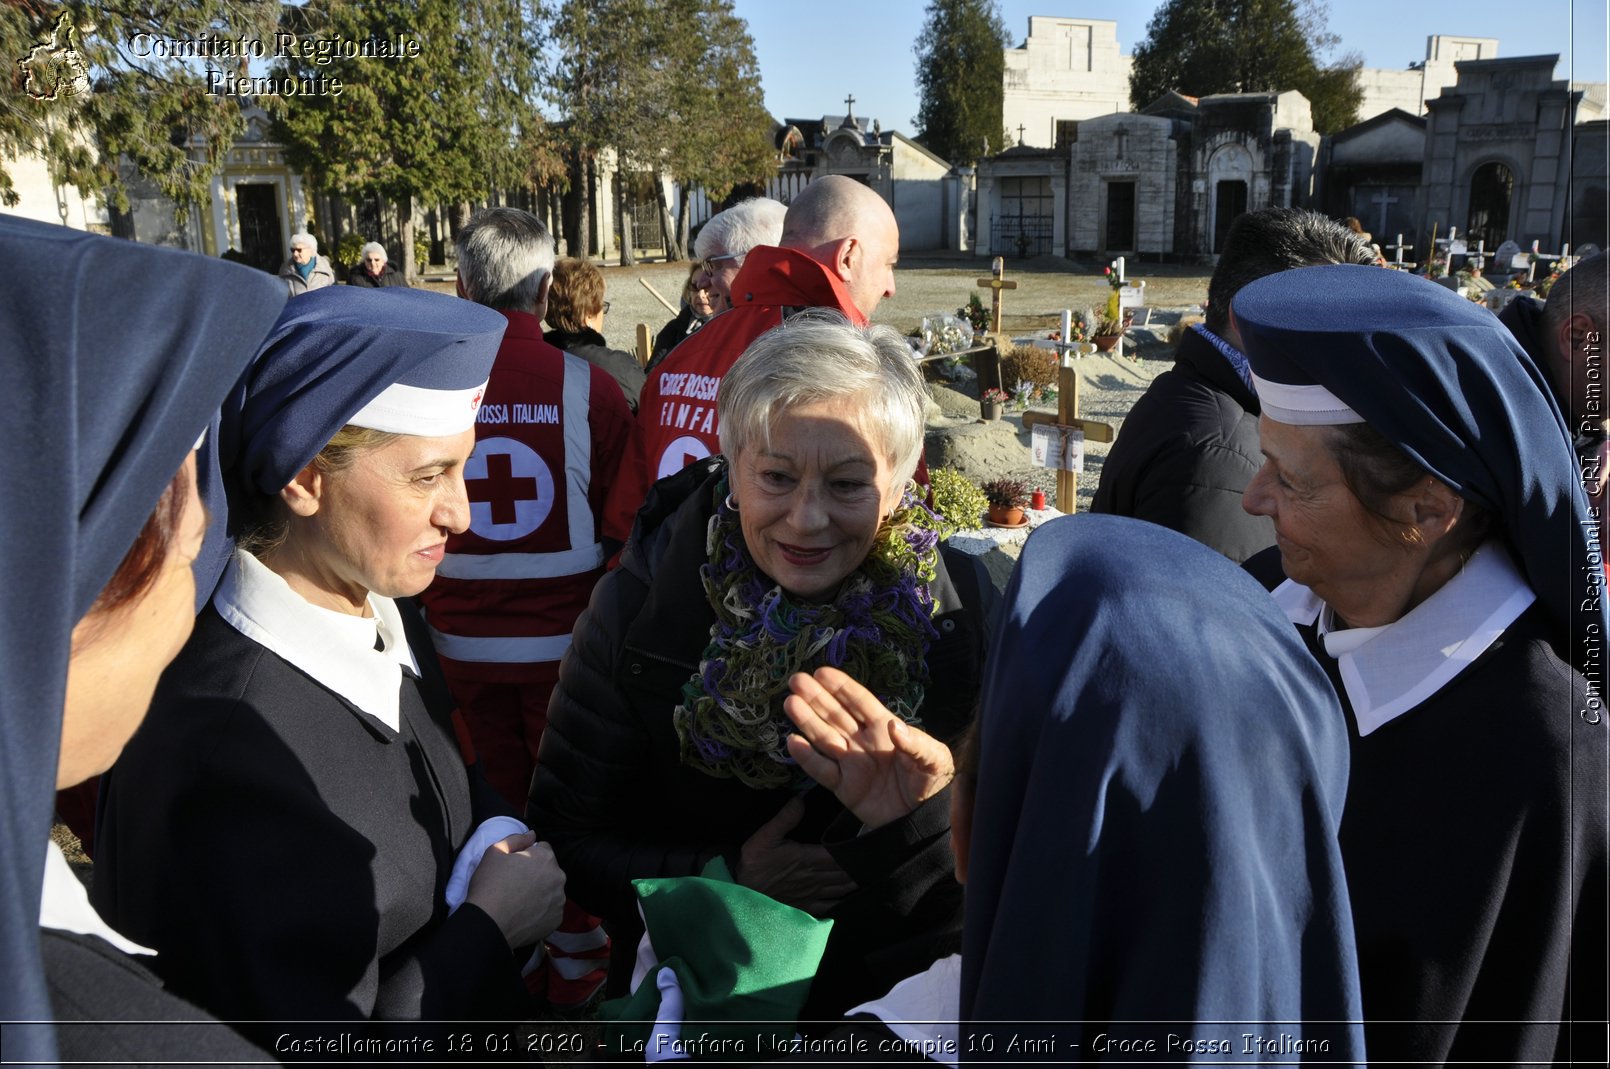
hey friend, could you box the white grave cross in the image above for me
[1384,233,1415,271]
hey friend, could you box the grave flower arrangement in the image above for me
[959,292,991,333]
[1048,309,1093,345]
[980,476,1032,526]
[1011,381,1060,408]
[1094,309,1134,337]
[921,313,975,357]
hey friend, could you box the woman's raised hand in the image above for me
[784,666,955,830]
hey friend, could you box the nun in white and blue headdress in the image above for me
[1232,264,1607,1064]
[956,515,1365,1063]
[93,287,566,1037]
[0,215,285,1062]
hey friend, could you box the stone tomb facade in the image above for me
[1002,16,1133,149]
[1423,55,1579,252]
[1185,92,1320,256]
[1065,113,1178,256]
[983,89,1319,260]
[1315,108,1427,247]
[974,143,1067,258]
[769,109,965,252]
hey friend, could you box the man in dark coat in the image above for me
[1090,208,1375,563]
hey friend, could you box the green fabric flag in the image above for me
[598,857,833,1061]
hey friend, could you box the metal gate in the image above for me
[992,176,1053,257]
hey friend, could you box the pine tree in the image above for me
[0,1,282,217]
[913,0,1011,165]
[1128,0,1362,134]
[270,0,555,280]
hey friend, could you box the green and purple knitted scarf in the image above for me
[672,477,950,789]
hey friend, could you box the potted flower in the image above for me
[980,476,1031,526]
[980,387,1009,421]
[1091,311,1129,351]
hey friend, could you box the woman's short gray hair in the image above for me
[718,313,926,481]
[289,232,318,253]
[359,241,386,261]
[694,198,786,260]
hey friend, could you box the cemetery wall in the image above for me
[889,133,951,252]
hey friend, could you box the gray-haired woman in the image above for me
[278,231,336,296]
[528,313,995,1017]
[347,241,407,288]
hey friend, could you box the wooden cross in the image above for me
[975,256,1017,335]
[1022,359,1115,514]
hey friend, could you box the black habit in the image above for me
[1248,548,1608,1065]
[93,601,526,1042]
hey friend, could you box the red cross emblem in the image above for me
[466,452,538,525]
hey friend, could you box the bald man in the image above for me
[602,176,902,545]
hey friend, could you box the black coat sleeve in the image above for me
[526,570,725,923]
[808,790,963,1018]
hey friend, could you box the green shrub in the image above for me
[334,232,366,271]
[929,466,988,530]
[414,235,432,270]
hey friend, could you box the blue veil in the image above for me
[959,516,1364,1062]
[0,216,285,1059]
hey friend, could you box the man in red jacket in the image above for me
[602,175,901,544]
[419,207,630,1009]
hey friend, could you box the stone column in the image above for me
[1050,170,1068,257]
[976,174,995,256]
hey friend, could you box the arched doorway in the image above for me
[1466,162,1513,252]
[1208,144,1254,253]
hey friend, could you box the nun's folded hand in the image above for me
[783,666,955,831]
[464,832,567,950]
[735,796,858,915]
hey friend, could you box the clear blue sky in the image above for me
[734,0,1609,132]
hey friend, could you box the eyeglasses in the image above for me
[698,253,739,276]
[601,301,611,315]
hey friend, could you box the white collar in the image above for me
[39,840,154,956]
[1271,542,1536,736]
[214,549,419,732]
[847,954,961,1067]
